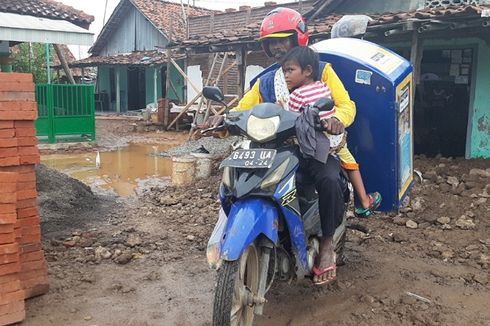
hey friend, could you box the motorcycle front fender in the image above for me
[220,198,279,261]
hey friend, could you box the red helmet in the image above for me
[259,7,309,57]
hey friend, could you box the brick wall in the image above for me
[188,1,315,36]
[0,72,48,326]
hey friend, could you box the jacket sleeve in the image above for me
[322,63,356,128]
[231,79,263,112]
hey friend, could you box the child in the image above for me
[280,46,381,217]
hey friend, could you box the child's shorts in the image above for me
[337,145,359,171]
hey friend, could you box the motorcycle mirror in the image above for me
[313,97,335,112]
[203,86,225,102]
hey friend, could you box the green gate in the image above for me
[35,84,96,144]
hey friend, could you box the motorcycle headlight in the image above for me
[261,158,290,190]
[247,115,280,142]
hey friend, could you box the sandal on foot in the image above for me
[312,264,337,286]
[355,192,382,218]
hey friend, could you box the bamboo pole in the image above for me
[53,44,75,84]
[169,57,200,94]
[189,53,219,135]
[204,53,228,122]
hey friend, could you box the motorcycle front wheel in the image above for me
[212,244,260,326]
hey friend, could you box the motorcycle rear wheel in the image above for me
[213,244,260,326]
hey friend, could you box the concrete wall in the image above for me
[470,39,490,158]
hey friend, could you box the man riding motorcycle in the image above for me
[207,7,356,285]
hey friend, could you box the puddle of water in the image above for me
[41,143,174,197]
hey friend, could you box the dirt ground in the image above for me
[23,118,490,325]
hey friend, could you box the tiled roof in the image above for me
[0,0,94,29]
[131,0,215,41]
[69,50,184,67]
[173,4,490,49]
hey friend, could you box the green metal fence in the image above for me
[35,84,96,144]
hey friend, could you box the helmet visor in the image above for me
[259,32,294,40]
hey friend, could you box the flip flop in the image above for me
[355,192,382,218]
[312,263,337,286]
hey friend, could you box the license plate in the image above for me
[220,149,276,169]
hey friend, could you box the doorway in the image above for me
[414,48,473,157]
[128,67,146,110]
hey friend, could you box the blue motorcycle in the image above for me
[203,87,350,326]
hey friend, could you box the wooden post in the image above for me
[153,66,158,107]
[164,49,172,128]
[53,44,75,84]
[410,29,424,104]
[116,68,121,113]
[236,47,247,98]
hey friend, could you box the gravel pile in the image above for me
[158,136,239,158]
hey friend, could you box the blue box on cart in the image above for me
[312,38,414,212]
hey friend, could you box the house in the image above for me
[0,0,96,144]
[70,0,214,113]
[0,0,94,69]
[173,0,490,159]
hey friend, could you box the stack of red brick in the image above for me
[0,73,48,325]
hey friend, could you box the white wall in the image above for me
[187,65,203,103]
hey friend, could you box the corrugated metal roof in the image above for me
[0,12,93,45]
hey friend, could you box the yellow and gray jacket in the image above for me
[232,62,356,128]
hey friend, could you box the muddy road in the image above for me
[26,118,490,325]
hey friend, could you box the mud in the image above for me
[24,118,490,325]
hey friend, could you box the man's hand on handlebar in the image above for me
[321,117,345,135]
[191,114,226,140]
